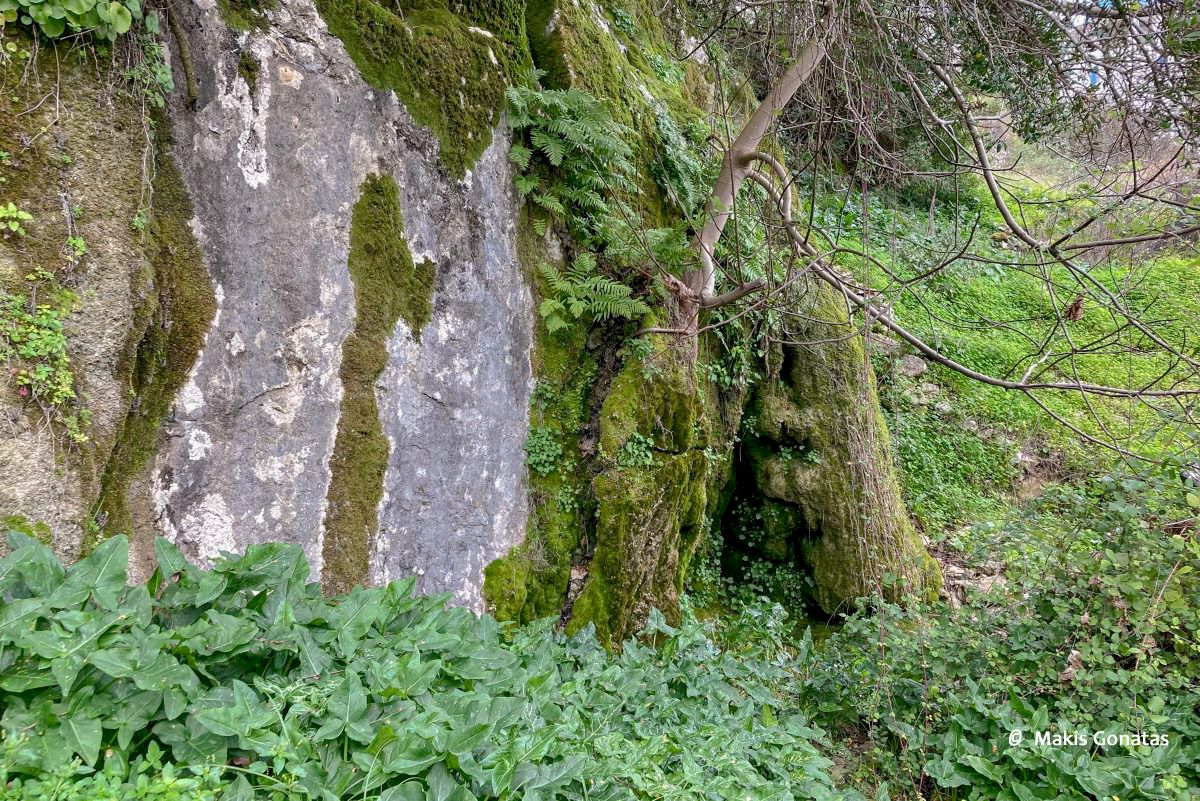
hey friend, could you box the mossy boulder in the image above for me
[0,36,209,568]
[568,449,707,646]
[743,283,942,612]
[567,342,712,646]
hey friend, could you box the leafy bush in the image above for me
[0,275,87,442]
[616,432,654,468]
[523,425,562,476]
[0,533,851,800]
[0,0,147,41]
[802,465,1200,800]
[0,203,31,237]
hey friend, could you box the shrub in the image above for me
[802,463,1200,800]
[0,533,850,800]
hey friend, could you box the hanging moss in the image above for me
[217,0,277,31]
[237,50,260,94]
[91,139,218,550]
[321,174,434,595]
[312,0,529,178]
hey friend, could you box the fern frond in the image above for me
[508,143,533,170]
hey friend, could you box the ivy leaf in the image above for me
[107,1,131,33]
[194,680,275,738]
[394,650,442,697]
[61,712,101,766]
[109,690,163,750]
[223,776,255,801]
[47,535,128,610]
[154,537,190,578]
[425,762,471,801]
[50,654,84,695]
[380,782,424,801]
[314,671,368,742]
[327,586,382,658]
[0,537,63,598]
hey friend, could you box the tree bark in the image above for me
[686,21,832,300]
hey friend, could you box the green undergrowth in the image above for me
[313,0,529,177]
[91,137,217,550]
[322,174,434,595]
[800,461,1200,800]
[1,0,144,40]
[805,177,1200,532]
[0,533,858,801]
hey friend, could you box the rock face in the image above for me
[152,0,532,604]
[0,46,170,562]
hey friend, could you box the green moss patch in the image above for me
[237,50,260,93]
[321,174,434,594]
[91,143,218,550]
[217,0,277,31]
[313,0,529,177]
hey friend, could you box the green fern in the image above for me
[506,70,635,246]
[537,253,648,333]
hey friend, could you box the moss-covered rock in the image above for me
[527,0,710,225]
[313,0,529,177]
[485,5,734,638]
[322,174,434,595]
[216,0,277,31]
[482,217,596,622]
[565,337,717,645]
[742,283,942,612]
[92,136,217,559]
[0,35,202,563]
